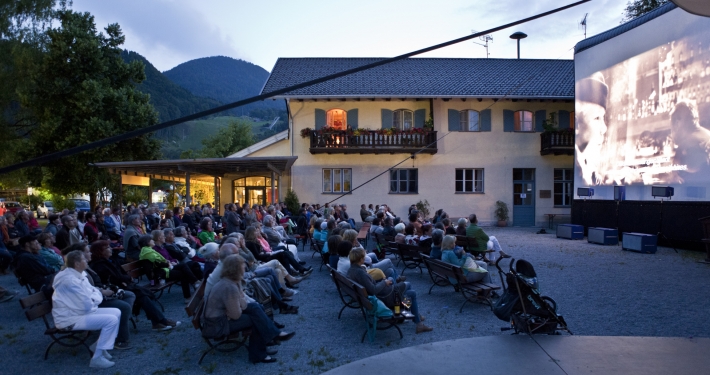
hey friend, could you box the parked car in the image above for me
[69,199,91,213]
[4,201,24,215]
[37,201,55,219]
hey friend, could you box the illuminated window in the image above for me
[514,110,533,132]
[393,109,413,130]
[326,109,347,130]
[459,110,480,131]
[323,168,352,193]
[455,169,484,193]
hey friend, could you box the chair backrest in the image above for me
[332,269,360,302]
[398,243,423,259]
[352,281,373,311]
[20,292,52,322]
[121,260,145,279]
[185,280,207,330]
[423,254,458,279]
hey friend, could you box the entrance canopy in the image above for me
[92,156,297,182]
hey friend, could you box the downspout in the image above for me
[287,98,294,191]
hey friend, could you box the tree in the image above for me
[15,10,161,207]
[199,119,255,158]
[622,0,669,22]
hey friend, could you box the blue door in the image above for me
[513,169,535,226]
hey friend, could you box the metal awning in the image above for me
[92,156,297,182]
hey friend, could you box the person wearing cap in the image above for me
[576,72,609,185]
[13,234,56,291]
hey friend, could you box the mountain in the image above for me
[163,56,285,113]
[121,50,223,123]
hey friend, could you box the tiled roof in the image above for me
[574,2,677,55]
[261,58,574,99]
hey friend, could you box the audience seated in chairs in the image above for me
[346,247,432,334]
[138,235,202,303]
[440,235,494,286]
[203,254,296,364]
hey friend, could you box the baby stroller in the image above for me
[492,253,572,335]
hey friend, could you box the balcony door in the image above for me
[513,168,535,226]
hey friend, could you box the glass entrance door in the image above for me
[513,168,535,226]
[245,187,266,207]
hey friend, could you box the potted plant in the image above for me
[494,200,509,227]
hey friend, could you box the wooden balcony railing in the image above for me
[540,131,574,156]
[309,130,438,155]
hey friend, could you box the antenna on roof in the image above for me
[580,13,588,38]
[471,30,493,58]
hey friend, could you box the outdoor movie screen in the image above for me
[574,7,710,201]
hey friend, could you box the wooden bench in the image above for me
[395,242,425,275]
[357,222,371,248]
[329,266,403,342]
[185,281,251,364]
[421,254,500,312]
[455,235,493,260]
[121,260,177,310]
[19,291,93,360]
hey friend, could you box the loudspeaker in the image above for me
[577,187,594,197]
[622,232,657,254]
[652,186,674,198]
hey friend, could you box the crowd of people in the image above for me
[0,199,506,368]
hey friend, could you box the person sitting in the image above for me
[429,229,444,260]
[327,234,342,270]
[369,218,384,235]
[455,218,468,236]
[55,215,85,250]
[408,212,422,236]
[37,232,63,272]
[360,204,371,222]
[244,226,312,277]
[466,214,502,261]
[418,224,433,252]
[261,215,300,263]
[393,223,406,244]
[227,233,303,291]
[138,235,201,303]
[13,234,55,291]
[381,217,396,238]
[102,208,120,241]
[442,218,456,235]
[403,224,419,245]
[14,211,31,238]
[198,218,216,244]
[342,229,402,282]
[122,214,142,261]
[84,212,101,243]
[173,226,197,259]
[52,250,121,368]
[43,214,61,237]
[90,241,181,331]
[203,254,295,363]
[152,230,203,281]
[346,247,432,334]
[440,235,494,286]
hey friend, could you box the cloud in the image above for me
[72,0,244,71]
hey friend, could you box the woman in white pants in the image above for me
[52,250,120,368]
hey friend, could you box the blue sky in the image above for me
[72,0,628,72]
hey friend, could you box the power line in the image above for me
[0,0,590,176]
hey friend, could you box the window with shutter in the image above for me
[326,109,347,130]
[459,110,480,131]
[514,111,533,132]
[393,109,413,130]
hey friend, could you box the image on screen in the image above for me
[574,8,710,200]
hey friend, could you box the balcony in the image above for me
[309,129,438,155]
[540,130,574,156]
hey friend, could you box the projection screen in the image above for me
[574,7,710,201]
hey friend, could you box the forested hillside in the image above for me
[120,50,223,123]
[163,56,285,114]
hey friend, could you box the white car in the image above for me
[37,201,54,219]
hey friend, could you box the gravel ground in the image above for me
[1,226,709,375]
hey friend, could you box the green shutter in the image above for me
[347,109,358,129]
[558,110,570,129]
[315,109,326,130]
[535,110,546,132]
[480,109,492,132]
[448,109,460,131]
[414,109,425,128]
[503,110,514,132]
[381,109,393,129]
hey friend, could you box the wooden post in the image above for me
[186,172,191,206]
[270,171,276,204]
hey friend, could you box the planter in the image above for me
[497,220,507,227]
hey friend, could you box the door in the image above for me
[245,187,266,207]
[513,168,535,226]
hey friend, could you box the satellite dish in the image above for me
[672,0,710,17]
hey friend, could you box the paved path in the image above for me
[323,335,710,375]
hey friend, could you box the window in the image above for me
[459,110,480,131]
[323,168,352,193]
[455,169,484,193]
[326,109,347,130]
[554,169,573,206]
[390,169,418,194]
[392,109,413,130]
[514,110,533,131]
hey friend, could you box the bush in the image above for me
[52,195,76,212]
[284,189,300,215]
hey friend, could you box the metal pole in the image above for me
[517,40,520,59]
